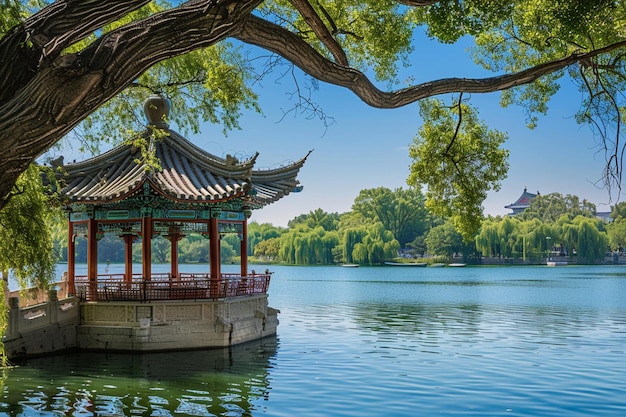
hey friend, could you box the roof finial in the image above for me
[144,92,170,127]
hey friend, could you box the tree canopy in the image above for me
[408,97,509,240]
[2,0,626,256]
[520,192,597,223]
[351,187,429,247]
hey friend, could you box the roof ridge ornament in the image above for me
[144,92,170,128]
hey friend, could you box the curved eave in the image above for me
[249,150,312,208]
[149,179,250,205]
[60,129,310,208]
[61,127,258,203]
[505,204,530,209]
[251,150,311,181]
[61,146,147,203]
[151,170,250,201]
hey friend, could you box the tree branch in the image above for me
[445,93,463,157]
[396,0,439,5]
[0,0,151,103]
[1,0,626,212]
[289,0,349,66]
[235,14,626,109]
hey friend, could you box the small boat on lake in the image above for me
[430,263,446,267]
[384,262,427,267]
[448,263,466,267]
[341,263,359,268]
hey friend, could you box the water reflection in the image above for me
[345,301,622,339]
[2,336,277,417]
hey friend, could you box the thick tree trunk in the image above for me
[0,0,263,208]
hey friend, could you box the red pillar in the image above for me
[87,218,98,298]
[209,217,221,297]
[240,220,248,277]
[67,221,76,295]
[167,227,180,281]
[123,234,134,285]
[142,216,153,280]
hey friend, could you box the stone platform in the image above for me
[3,293,278,359]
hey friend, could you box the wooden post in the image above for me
[123,234,134,286]
[67,221,76,295]
[240,220,248,277]
[87,218,98,299]
[142,216,153,280]
[167,227,181,281]
[209,217,220,297]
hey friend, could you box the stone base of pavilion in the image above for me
[77,294,278,351]
[3,274,279,359]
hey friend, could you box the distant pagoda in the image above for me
[505,187,538,216]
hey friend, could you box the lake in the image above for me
[2,264,626,416]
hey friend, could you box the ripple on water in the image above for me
[267,298,626,417]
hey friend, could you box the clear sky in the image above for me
[187,34,616,227]
[54,31,617,227]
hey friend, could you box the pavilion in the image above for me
[504,187,538,216]
[55,93,310,350]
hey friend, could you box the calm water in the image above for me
[3,264,626,416]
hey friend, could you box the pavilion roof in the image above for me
[504,187,538,210]
[59,95,309,209]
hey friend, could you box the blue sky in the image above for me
[189,35,615,227]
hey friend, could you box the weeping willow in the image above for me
[1,164,59,366]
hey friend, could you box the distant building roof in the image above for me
[505,187,538,215]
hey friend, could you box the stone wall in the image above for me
[77,294,278,352]
[3,291,80,359]
[3,292,278,359]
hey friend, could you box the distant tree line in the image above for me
[52,188,626,266]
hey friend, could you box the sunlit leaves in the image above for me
[346,222,400,265]
[470,0,625,129]
[72,42,259,155]
[288,208,340,231]
[424,219,463,258]
[408,97,509,240]
[351,186,429,246]
[265,0,415,83]
[253,237,281,260]
[607,218,626,251]
[574,216,608,263]
[278,225,340,264]
[520,192,597,223]
[475,213,608,263]
[409,0,514,43]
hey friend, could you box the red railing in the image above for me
[73,273,271,302]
